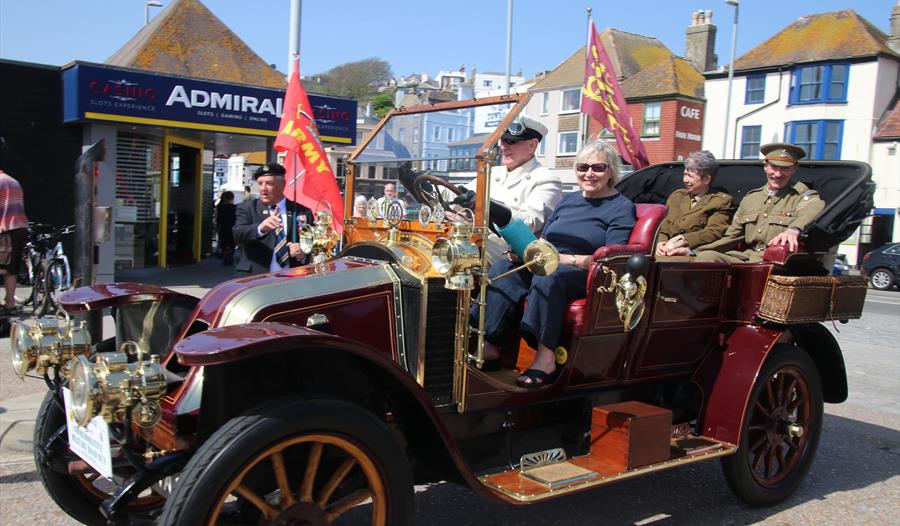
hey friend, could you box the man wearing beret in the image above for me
[694,143,824,263]
[455,114,563,263]
[232,162,314,275]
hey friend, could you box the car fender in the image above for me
[174,322,512,504]
[59,283,193,312]
[693,325,782,445]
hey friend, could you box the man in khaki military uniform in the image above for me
[695,143,824,263]
[656,151,733,258]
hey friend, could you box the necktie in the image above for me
[272,206,290,267]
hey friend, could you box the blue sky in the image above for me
[0,1,895,79]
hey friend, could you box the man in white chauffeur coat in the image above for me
[458,115,563,263]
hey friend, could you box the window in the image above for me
[786,120,843,160]
[447,128,454,142]
[399,129,405,142]
[560,88,580,112]
[558,132,578,155]
[367,166,376,179]
[541,93,550,115]
[790,63,849,104]
[537,140,545,156]
[599,127,614,139]
[740,125,761,159]
[642,102,661,136]
[413,127,419,143]
[745,75,765,104]
[434,126,441,141]
[483,80,493,87]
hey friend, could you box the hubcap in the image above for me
[872,271,891,288]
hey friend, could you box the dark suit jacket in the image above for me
[232,198,314,275]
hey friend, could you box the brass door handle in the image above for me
[657,292,678,303]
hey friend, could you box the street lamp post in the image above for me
[722,0,739,158]
[145,1,163,25]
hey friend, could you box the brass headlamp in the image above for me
[9,311,92,379]
[431,221,480,290]
[299,209,340,264]
[68,342,168,428]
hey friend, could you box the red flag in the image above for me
[275,58,344,233]
[581,21,649,168]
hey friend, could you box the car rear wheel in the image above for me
[158,397,414,526]
[721,345,823,507]
[869,268,895,290]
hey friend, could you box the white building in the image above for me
[703,7,900,263]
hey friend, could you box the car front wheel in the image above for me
[158,397,414,526]
[721,345,823,507]
[869,268,895,290]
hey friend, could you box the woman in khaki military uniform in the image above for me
[695,143,824,263]
[656,151,732,258]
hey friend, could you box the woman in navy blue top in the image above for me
[476,141,636,388]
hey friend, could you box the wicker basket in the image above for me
[758,275,868,324]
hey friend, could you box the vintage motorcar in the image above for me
[10,94,874,525]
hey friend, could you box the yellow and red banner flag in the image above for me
[275,58,344,233]
[581,21,649,168]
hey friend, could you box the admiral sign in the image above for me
[63,63,356,145]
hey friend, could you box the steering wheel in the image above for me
[412,174,463,209]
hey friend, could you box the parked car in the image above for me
[861,242,900,290]
[832,254,850,275]
[11,94,874,525]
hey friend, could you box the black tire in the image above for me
[33,391,165,525]
[158,397,414,526]
[721,345,824,506]
[31,260,48,315]
[869,268,895,291]
[43,258,69,313]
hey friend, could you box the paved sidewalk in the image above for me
[0,258,237,465]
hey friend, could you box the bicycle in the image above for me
[16,223,74,315]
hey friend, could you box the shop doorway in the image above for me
[162,136,203,267]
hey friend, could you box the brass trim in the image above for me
[480,442,736,502]
[383,265,407,371]
[454,289,471,412]
[415,280,429,386]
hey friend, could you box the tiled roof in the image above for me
[620,56,705,100]
[106,0,286,89]
[530,29,701,99]
[734,9,898,71]
[874,96,900,140]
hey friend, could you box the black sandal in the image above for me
[516,367,560,389]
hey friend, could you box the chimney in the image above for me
[685,9,718,72]
[889,1,900,54]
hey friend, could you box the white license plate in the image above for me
[62,387,113,479]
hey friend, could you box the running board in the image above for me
[479,435,736,503]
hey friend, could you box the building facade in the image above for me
[703,8,900,262]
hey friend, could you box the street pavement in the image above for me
[1,264,897,525]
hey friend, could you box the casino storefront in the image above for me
[62,62,355,280]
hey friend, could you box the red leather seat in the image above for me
[567,203,667,335]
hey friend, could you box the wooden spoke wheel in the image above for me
[159,398,413,526]
[33,391,164,525]
[722,345,823,506]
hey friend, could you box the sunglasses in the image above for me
[575,162,608,173]
[500,137,529,146]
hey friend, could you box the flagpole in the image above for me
[292,54,299,244]
[581,8,592,146]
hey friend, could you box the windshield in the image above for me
[349,99,521,220]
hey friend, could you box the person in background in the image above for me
[216,191,237,265]
[376,183,406,217]
[476,141,635,388]
[353,194,368,217]
[0,169,28,314]
[655,151,732,258]
[232,163,314,275]
[695,143,824,263]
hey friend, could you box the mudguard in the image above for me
[59,283,191,312]
[693,325,782,445]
